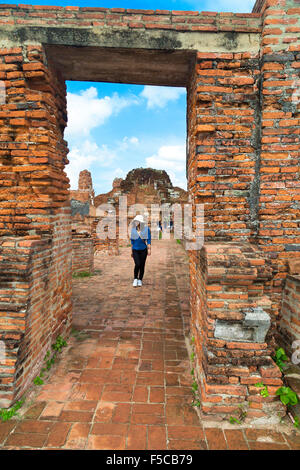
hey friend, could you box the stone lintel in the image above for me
[0,26,259,86]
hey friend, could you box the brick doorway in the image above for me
[0,2,299,423]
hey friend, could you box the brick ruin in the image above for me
[70,170,96,273]
[95,168,188,210]
[70,167,188,262]
[0,0,299,419]
[94,167,189,249]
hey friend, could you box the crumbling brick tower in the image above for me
[0,0,299,416]
[70,169,95,205]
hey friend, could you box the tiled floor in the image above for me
[0,239,299,450]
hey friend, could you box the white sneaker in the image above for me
[133,279,138,287]
[137,280,142,287]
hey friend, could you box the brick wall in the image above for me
[0,207,72,407]
[72,234,94,274]
[187,50,261,242]
[189,243,284,418]
[0,5,261,32]
[0,40,71,406]
[187,0,300,418]
[279,275,300,356]
[257,0,300,320]
[92,216,120,256]
[0,43,69,237]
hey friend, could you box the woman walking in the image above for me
[131,215,151,287]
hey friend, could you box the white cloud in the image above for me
[67,139,116,189]
[67,141,188,192]
[112,167,126,178]
[65,87,139,139]
[140,86,186,109]
[120,136,139,150]
[146,145,186,172]
[65,87,142,190]
[146,144,187,189]
[128,137,139,145]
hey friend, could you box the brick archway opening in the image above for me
[0,2,299,423]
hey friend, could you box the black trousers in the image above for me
[132,248,148,280]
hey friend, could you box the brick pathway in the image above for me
[0,239,300,450]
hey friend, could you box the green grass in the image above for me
[72,271,92,278]
[0,399,25,422]
[72,270,102,278]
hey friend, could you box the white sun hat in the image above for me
[133,215,144,223]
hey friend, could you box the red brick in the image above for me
[59,411,93,422]
[205,428,227,450]
[65,423,90,450]
[87,435,126,450]
[127,425,147,450]
[5,432,48,448]
[224,429,248,450]
[46,422,72,447]
[148,426,167,450]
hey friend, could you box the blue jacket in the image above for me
[131,226,151,250]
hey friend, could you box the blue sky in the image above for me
[4,0,256,194]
